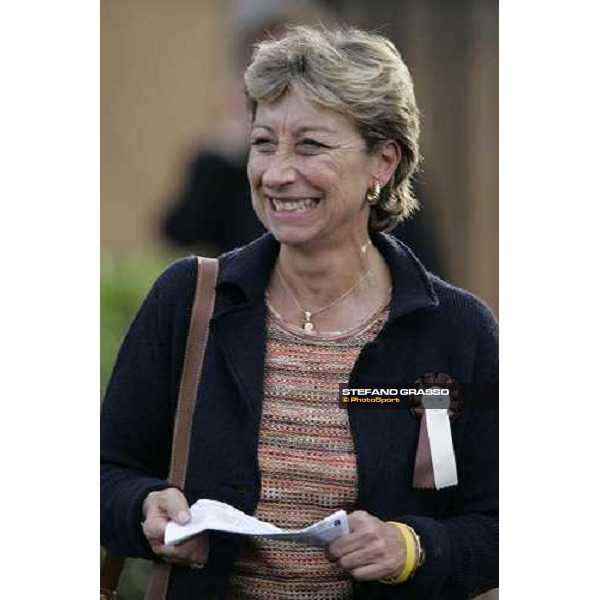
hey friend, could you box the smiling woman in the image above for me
[101,25,498,600]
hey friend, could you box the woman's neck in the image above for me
[267,234,392,334]
[274,233,390,307]
[277,242,368,300]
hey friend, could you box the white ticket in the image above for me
[164,499,349,547]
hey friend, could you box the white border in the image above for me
[501,1,599,596]
[1,2,98,597]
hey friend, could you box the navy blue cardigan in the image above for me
[101,233,498,599]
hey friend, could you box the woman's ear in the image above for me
[372,140,401,187]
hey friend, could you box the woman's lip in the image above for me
[267,195,321,202]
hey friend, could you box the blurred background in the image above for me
[101,0,498,597]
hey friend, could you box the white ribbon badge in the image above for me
[425,408,458,489]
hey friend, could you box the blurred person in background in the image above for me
[159,0,442,274]
[102,25,497,599]
[160,0,330,255]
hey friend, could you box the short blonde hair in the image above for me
[244,25,421,232]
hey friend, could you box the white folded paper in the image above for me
[164,499,349,547]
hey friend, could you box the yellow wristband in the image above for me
[379,522,418,585]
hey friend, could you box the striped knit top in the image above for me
[227,302,389,600]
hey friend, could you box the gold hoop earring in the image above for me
[366,180,381,205]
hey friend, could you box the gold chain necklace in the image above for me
[275,261,372,333]
[265,289,391,339]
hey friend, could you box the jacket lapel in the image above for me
[210,235,278,415]
[211,302,267,416]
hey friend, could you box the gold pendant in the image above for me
[302,311,314,333]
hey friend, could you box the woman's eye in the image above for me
[299,139,325,149]
[251,138,276,151]
[297,139,329,154]
[251,138,273,146]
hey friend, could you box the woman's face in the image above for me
[248,90,378,250]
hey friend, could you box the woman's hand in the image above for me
[327,510,406,581]
[141,488,209,568]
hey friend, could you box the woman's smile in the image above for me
[266,195,323,224]
[269,197,320,212]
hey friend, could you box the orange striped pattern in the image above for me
[228,307,388,599]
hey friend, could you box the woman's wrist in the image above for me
[379,522,424,585]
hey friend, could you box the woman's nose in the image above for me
[261,149,297,188]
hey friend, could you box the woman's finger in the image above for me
[156,488,191,525]
[338,546,379,571]
[152,533,210,564]
[168,535,206,557]
[349,563,389,582]
[142,515,168,544]
[329,511,380,559]
[153,543,195,563]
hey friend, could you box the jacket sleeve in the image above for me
[388,309,499,599]
[100,258,197,558]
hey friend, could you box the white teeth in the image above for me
[271,198,318,212]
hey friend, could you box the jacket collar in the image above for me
[214,232,439,321]
[372,232,439,320]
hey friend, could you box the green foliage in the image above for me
[101,548,151,600]
[100,253,174,398]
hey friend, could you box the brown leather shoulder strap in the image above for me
[145,256,218,600]
[100,554,124,600]
[102,257,218,600]
[167,256,218,488]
